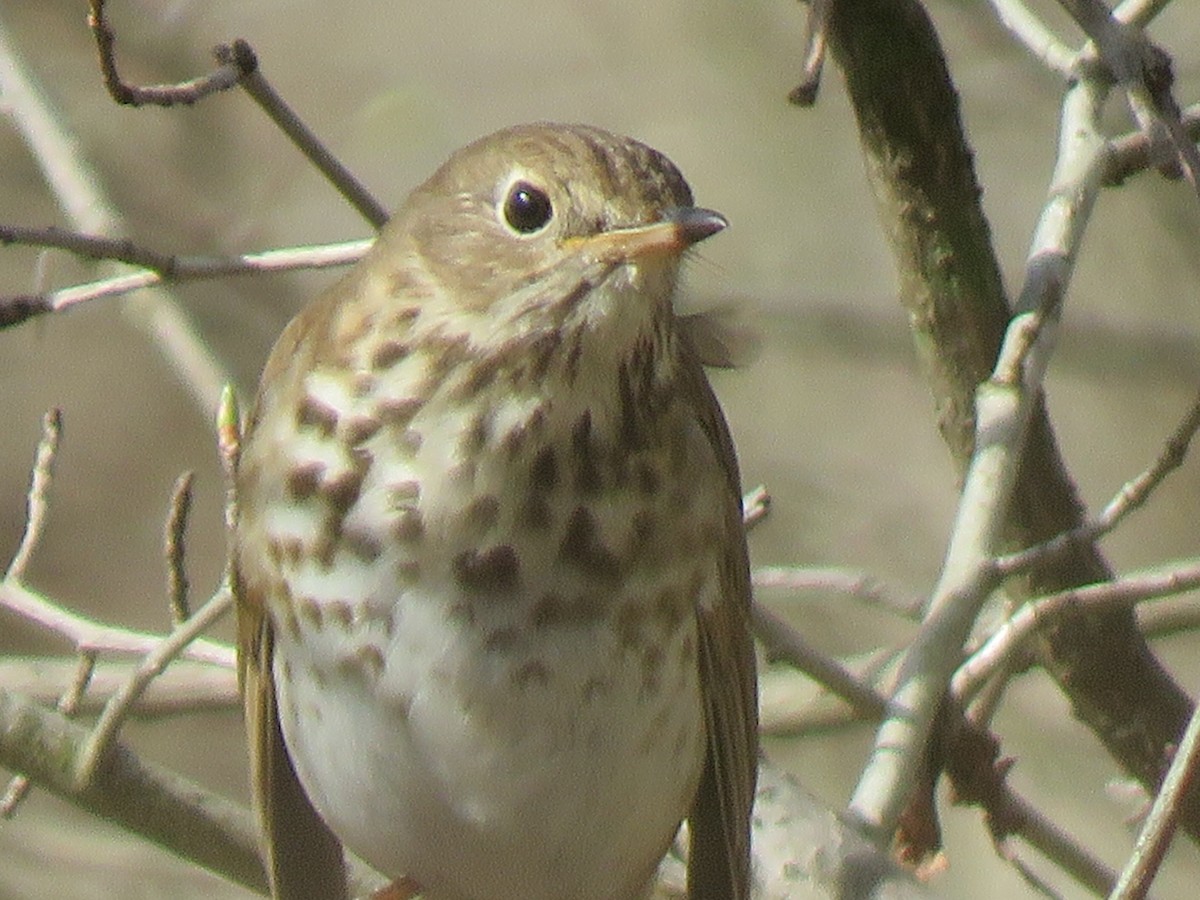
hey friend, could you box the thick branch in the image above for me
[0,687,267,896]
[825,0,1198,840]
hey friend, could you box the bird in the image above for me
[233,122,758,900]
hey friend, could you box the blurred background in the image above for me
[2,0,1200,896]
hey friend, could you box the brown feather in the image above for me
[680,337,759,900]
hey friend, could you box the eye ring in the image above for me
[502,181,554,234]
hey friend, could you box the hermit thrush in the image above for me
[234,123,758,900]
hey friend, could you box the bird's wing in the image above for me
[680,343,759,900]
[235,560,349,900]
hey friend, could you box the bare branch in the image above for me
[740,484,770,529]
[0,687,268,895]
[0,651,95,817]
[164,472,195,623]
[86,1,386,227]
[753,565,923,619]
[996,387,1200,578]
[5,409,62,583]
[87,0,241,106]
[846,66,1113,839]
[0,579,234,668]
[0,19,230,416]
[0,237,371,330]
[954,560,1200,703]
[986,0,1077,76]
[787,0,832,105]
[0,656,235,715]
[74,586,234,788]
[1111,692,1200,898]
[751,602,887,720]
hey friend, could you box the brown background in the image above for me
[2,0,1200,897]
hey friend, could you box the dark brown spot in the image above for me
[564,333,585,384]
[297,598,323,630]
[559,506,620,583]
[571,411,603,493]
[280,606,301,641]
[512,660,550,688]
[391,303,420,322]
[529,446,557,492]
[500,429,522,457]
[354,644,385,678]
[456,361,499,399]
[530,591,563,630]
[395,559,421,583]
[634,461,660,496]
[447,600,476,626]
[640,645,665,697]
[453,545,520,594]
[394,428,423,456]
[389,479,421,506]
[527,332,558,383]
[328,601,354,628]
[581,675,610,702]
[448,458,477,485]
[464,495,500,533]
[313,528,338,569]
[371,340,410,370]
[278,537,304,564]
[632,509,657,544]
[321,468,366,517]
[393,507,424,543]
[296,395,338,436]
[285,461,325,501]
[614,600,647,649]
[530,590,603,629]
[343,417,382,446]
[342,526,384,562]
[377,397,423,427]
[352,373,378,397]
[461,412,491,455]
[484,627,520,653]
[653,586,687,630]
[519,493,552,530]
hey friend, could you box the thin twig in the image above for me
[1110,687,1200,898]
[0,238,371,330]
[788,0,832,105]
[5,409,62,583]
[164,472,195,623]
[752,602,887,719]
[954,559,1200,710]
[229,42,389,228]
[740,484,770,529]
[753,565,923,619]
[86,1,387,227]
[74,586,234,788]
[996,387,1200,578]
[985,0,1077,77]
[0,656,235,715]
[87,0,240,105]
[0,17,230,416]
[0,578,234,669]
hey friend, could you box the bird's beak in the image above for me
[566,207,727,261]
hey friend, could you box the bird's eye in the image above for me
[502,181,553,234]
